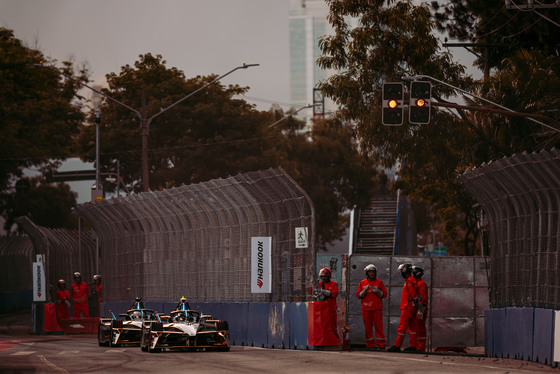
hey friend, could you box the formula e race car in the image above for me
[140,308,230,352]
[98,299,158,347]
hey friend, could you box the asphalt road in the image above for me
[1,312,558,373]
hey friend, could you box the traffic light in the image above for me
[382,82,404,126]
[409,81,431,124]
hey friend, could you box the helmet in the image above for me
[319,267,332,280]
[57,279,66,287]
[364,264,377,279]
[93,274,101,281]
[412,266,424,279]
[73,272,81,279]
[397,263,412,278]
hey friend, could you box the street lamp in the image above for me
[268,104,314,128]
[32,62,259,192]
[91,89,103,202]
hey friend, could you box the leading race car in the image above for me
[98,297,158,347]
[140,302,230,352]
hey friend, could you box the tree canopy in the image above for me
[316,0,560,254]
[431,0,560,72]
[0,27,87,232]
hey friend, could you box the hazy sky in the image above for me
[1,0,292,110]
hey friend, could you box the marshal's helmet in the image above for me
[364,264,377,279]
[93,274,101,282]
[412,266,424,279]
[73,272,81,280]
[57,279,66,288]
[397,263,413,278]
[319,267,332,281]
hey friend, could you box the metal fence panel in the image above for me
[74,168,315,303]
[458,149,560,309]
[10,217,97,301]
[348,255,488,349]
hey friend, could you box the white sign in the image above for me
[295,227,308,248]
[251,237,271,293]
[32,262,46,302]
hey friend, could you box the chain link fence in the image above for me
[458,148,560,309]
[74,168,316,303]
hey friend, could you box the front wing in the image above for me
[141,322,229,352]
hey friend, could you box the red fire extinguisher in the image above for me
[342,326,351,351]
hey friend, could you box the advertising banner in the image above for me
[251,237,271,293]
[33,262,46,302]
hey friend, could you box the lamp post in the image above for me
[32,62,259,192]
[267,104,314,128]
[91,89,103,201]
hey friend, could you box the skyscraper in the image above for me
[289,0,333,121]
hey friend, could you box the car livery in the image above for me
[140,308,230,352]
[98,307,158,347]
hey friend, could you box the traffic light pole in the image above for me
[433,101,560,129]
[408,75,560,134]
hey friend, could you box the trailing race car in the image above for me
[98,297,158,347]
[140,302,230,352]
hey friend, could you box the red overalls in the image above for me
[356,278,387,349]
[320,280,340,342]
[71,281,90,318]
[394,275,418,348]
[56,289,70,320]
[415,278,428,351]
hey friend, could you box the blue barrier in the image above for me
[0,290,32,313]
[269,302,288,349]
[288,302,309,349]
[533,308,554,365]
[519,308,534,361]
[484,309,493,357]
[486,307,557,366]
[248,303,270,347]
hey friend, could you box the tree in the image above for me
[0,27,87,231]
[77,53,377,247]
[317,0,560,254]
[316,0,486,254]
[3,178,78,232]
[77,54,279,191]
[277,116,377,247]
[431,0,560,73]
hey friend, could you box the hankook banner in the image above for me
[251,237,271,293]
[32,262,46,302]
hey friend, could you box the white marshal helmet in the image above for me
[364,264,377,278]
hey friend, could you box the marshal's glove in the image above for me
[321,289,331,297]
[359,284,370,298]
[370,286,384,298]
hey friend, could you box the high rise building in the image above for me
[289,0,333,121]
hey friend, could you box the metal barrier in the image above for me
[15,216,97,299]
[458,148,560,309]
[74,168,316,303]
[347,255,489,349]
